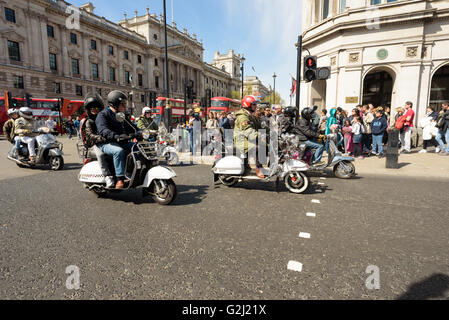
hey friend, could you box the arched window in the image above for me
[430,64,449,112]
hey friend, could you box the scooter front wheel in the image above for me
[50,156,64,171]
[333,161,355,179]
[147,179,177,206]
[284,172,309,194]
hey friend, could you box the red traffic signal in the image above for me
[303,55,317,82]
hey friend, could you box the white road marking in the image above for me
[306,212,316,217]
[315,189,323,193]
[318,182,325,185]
[287,261,303,272]
[299,232,311,239]
[320,177,327,180]
[311,199,321,204]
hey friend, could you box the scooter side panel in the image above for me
[143,166,177,187]
[78,161,106,183]
[213,156,244,175]
[161,146,177,156]
[48,148,63,157]
[283,159,309,172]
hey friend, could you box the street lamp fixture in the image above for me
[272,72,277,105]
[240,54,245,100]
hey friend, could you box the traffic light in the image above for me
[205,89,212,107]
[303,55,317,82]
[316,67,331,80]
[25,93,33,108]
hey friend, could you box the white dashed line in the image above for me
[318,182,325,185]
[306,212,316,217]
[299,232,311,239]
[287,261,303,272]
[320,177,327,180]
[311,199,321,204]
[315,189,323,193]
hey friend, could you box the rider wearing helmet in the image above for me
[80,93,115,188]
[295,107,325,165]
[137,107,159,131]
[96,90,138,189]
[3,109,20,144]
[234,95,264,178]
[14,107,37,162]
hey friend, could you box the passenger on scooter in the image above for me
[137,107,159,142]
[96,90,139,189]
[14,107,37,162]
[234,95,264,178]
[294,107,325,165]
[80,93,115,189]
[4,109,20,158]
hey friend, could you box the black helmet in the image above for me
[84,93,104,111]
[284,106,297,118]
[301,107,315,121]
[107,90,127,108]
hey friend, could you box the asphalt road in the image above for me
[0,138,448,300]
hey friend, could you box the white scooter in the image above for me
[155,124,179,166]
[78,113,177,205]
[212,133,310,194]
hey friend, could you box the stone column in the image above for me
[83,35,90,80]
[132,50,137,87]
[60,26,70,77]
[146,54,152,88]
[101,40,108,83]
[40,19,50,72]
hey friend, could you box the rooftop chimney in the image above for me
[80,2,95,13]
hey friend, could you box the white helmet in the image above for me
[19,107,33,120]
[7,108,19,117]
[142,107,152,115]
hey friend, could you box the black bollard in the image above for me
[386,128,399,169]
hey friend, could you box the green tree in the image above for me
[263,92,284,105]
[231,90,241,100]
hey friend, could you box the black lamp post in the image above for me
[163,0,171,130]
[272,72,277,105]
[240,54,245,99]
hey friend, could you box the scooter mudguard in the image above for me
[78,161,106,184]
[330,156,354,168]
[161,146,177,157]
[49,148,63,157]
[283,159,309,174]
[212,156,244,175]
[143,166,177,187]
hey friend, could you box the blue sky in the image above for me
[70,0,302,104]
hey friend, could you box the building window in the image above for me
[339,0,346,12]
[13,75,24,89]
[153,34,158,40]
[138,74,143,87]
[49,53,57,70]
[386,0,397,2]
[155,76,159,89]
[322,0,329,19]
[70,33,77,44]
[124,50,129,60]
[154,58,158,66]
[109,67,116,81]
[47,25,54,38]
[92,63,99,78]
[75,85,83,96]
[54,82,61,94]
[7,40,20,61]
[125,71,130,84]
[5,7,15,23]
[138,55,142,64]
[141,94,145,103]
[91,39,97,50]
[370,0,381,4]
[71,58,79,75]
[108,45,114,55]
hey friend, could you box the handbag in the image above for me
[353,133,362,144]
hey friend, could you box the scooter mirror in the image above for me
[116,112,126,123]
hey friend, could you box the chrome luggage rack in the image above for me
[137,141,158,160]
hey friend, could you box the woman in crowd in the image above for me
[351,116,364,159]
[342,119,353,155]
[418,106,439,153]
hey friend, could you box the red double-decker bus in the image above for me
[207,97,241,115]
[0,96,83,134]
[152,97,203,126]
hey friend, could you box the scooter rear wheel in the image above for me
[284,172,309,194]
[219,176,238,187]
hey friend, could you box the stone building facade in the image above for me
[0,0,242,114]
[300,0,449,123]
[244,76,270,99]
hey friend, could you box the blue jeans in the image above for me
[436,129,449,152]
[98,142,134,178]
[372,134,384,154]
[305,140,324,163]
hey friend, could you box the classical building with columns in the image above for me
[300,0,449,123]
[0,0,242,114]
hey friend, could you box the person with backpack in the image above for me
[435,101,449,156]
[80,93,115,188]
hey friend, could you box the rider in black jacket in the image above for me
[95,90,138,189]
